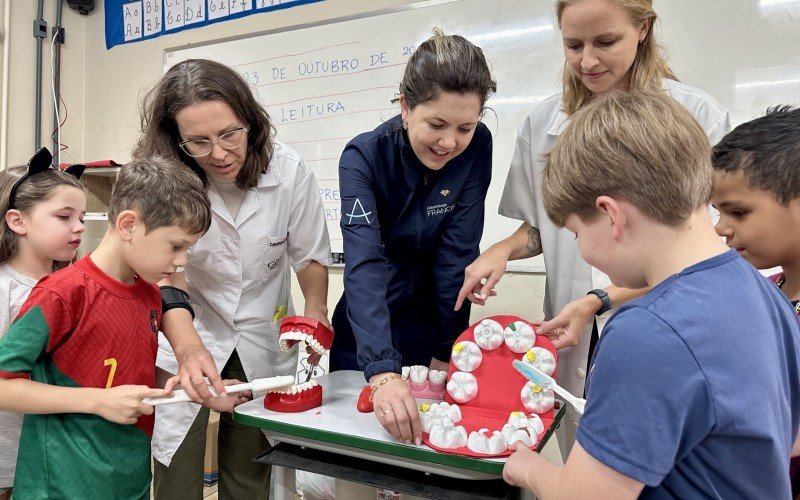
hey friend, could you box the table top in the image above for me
[234,370,565,479]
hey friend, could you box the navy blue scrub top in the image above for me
[330,114,492,381]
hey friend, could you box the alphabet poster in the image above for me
[105,0,324,49]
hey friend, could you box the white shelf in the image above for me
[82,167,119,177]
[84,213,108,221]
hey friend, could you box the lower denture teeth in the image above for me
[409,365,428,385]
[428,369,447,386]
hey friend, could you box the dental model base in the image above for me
[264,316,334,413]
[421,315,559,458]
[143,375,295,406]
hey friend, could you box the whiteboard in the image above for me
[165,0,800,272]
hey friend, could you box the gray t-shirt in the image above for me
[0,263,37,488]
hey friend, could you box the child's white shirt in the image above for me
[0,263,38,488]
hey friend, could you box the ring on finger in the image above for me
[383,408,394,416]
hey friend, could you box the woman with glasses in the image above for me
[134,58,331,500]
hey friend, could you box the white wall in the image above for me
[3,0,547,325]
[2,0,86,168]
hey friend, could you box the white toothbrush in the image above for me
[143,375,295,406]
[513,360,586,415]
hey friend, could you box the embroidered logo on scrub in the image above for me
[440,189,450,197]
[273,305,288,322]
[344,198,373,225]
[269,237,287,247]
[427,203,455,217]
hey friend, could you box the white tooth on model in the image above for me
[520,383,555,414]
[508,411,529,429]
[467,429,507,454]
[447,371,478,403]
[500,423,535,449]
[435,402,462,422]
[504,321,535,353]
[429,421,467,449]
[528,413,545,436]
[421,413,453,434]
[473,319,504,350]
[408,365,429,385]
[428,369,447,386]
[401,366,410,380]
[428,402,462,423]
[522,347,557,377]
[451,341,483,372]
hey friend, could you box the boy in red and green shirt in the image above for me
[0,158,246,499]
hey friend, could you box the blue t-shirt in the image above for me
[577,250,800,498]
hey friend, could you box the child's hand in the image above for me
[93,385,168,425]
[203,379,251,413]
[503,440,536,488]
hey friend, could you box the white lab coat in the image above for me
[498,79,731,458]
[152,142,332,466]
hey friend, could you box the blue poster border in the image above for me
[105,0,325,49]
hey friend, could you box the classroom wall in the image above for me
[5,0,547,325]
[2,0,86,169]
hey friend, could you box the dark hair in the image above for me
[0,166,84,270]
[110,156,211,235]
[399,28,497,109]
[134,59,274,191]
[711,106,800,204]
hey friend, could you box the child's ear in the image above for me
[596,196,626,240]
[5,210,27,236]
[115,210,138,241]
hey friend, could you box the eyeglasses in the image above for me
[178,127,249,158]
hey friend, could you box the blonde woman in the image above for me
[456,0,730,456]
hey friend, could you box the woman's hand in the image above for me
[537,295,600,349]
[205,379,252,413]
[369,372,422,445]
[455,244,508,310]
[304,304,332,332]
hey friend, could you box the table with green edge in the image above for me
[234,370,566,499]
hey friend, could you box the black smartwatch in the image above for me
[587,289,612,316]
[160,286,195,319]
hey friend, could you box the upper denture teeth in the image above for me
[409,365,428,384]
[401,366,410,380]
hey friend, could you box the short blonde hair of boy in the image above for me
[109,156,211,235]
[542,88,712,227]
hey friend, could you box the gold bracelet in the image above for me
[368,373,402,403]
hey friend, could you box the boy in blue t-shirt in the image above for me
[502,89,800,499]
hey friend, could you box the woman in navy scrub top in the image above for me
[331,30,497,443]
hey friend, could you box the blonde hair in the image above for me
[0,166,84,270]
[542,88,712,227]
[555,0,678,115]
[110,156,211,235]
